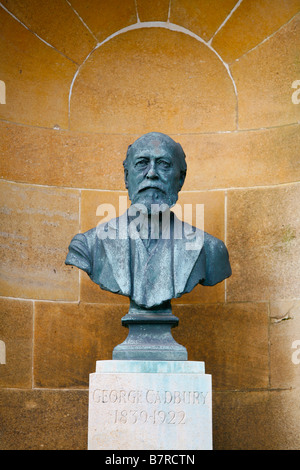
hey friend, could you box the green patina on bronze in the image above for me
[66,132,231,360]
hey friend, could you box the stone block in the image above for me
[0,8,77,129]
[0,389,88,450]
[88,360,212,450]
[227,183,300,302]
[270,300,300,389]
[34,302,128,388]
[213,388,300,450]
[0,123,133,190]
[137,0,170,22]
[0,181,79,300]
[173,302,269,391]
[68,0,137,41]
[1,0,97,64]
[170,0,237,41]
[0,298,33,388]
[212,0,300,63]
[230,14,300,129]
[179,125,300,191]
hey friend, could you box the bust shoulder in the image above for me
[202,232,232,286]
[65,228,98,274]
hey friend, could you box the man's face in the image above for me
[125,136,184,213]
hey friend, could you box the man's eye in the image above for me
[158,160,171,168]
[135,160,148,168]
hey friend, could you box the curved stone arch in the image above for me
[68,21,238,129]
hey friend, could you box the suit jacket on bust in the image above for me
[65,211,231,309]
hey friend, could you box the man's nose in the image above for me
[145,162,158,179]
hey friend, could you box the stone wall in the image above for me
[0,0,299,450]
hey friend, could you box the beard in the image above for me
[130,188,179,215]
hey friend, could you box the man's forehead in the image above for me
[129,137,177,158]
[150,138,164,152]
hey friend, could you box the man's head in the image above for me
[123,132,187,213]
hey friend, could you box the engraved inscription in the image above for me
[92,388,209,426]
[93,389,209,405]
[114,409,186,425]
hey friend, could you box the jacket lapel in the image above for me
[98,211,204,300]
[172,214,204,296]
[100,212,132,296]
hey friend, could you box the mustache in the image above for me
[137,183,167,195]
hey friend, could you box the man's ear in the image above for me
[179,170,186,190]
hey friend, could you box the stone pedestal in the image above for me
[88,360,212,450]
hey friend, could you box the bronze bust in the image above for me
[65,132,231,360]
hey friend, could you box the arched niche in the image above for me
[70,27,237,134]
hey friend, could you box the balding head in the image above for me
[124,132,187,176]
[123,132,187,212]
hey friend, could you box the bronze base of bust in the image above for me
[113,300,188,361]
